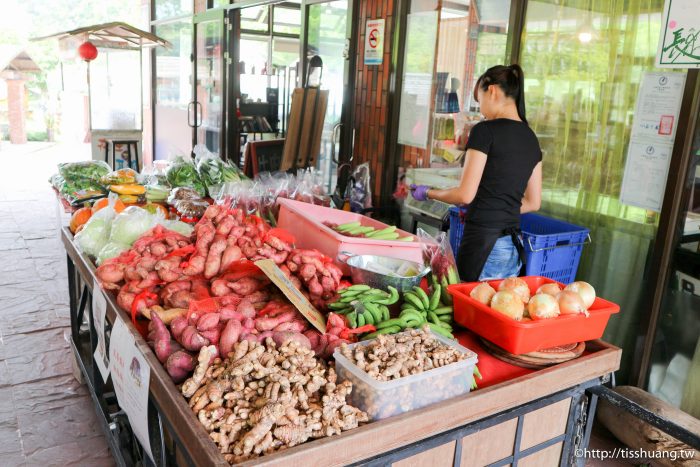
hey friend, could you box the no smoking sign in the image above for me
[364,19,385,65]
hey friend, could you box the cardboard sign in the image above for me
[255,259,327,333]
[109,317,153,461]
[364,19,385,65]
[92,279,110,382]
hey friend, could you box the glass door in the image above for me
[193,10,226,155]
[304,0,352,191]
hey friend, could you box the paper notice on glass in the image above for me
[620,141,674,212]
[629,72,686,142]
[92,279,110,382]
[656,0,700,68]
[109,317,153,461]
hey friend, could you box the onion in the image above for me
[499,277,531,303]
[470,282,496,305]
[527,294,560,320]
[557,291,588,316]
[490,290,525,321]
[536,283,562,297]
[565,281,596,309]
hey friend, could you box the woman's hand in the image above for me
[410,184,431,201]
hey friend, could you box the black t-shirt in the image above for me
[464,119,542,229]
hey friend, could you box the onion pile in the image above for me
[470,278,597,321]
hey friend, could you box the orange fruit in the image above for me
[93,198,125,214]
[70,207,92,233]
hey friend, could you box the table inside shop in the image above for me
[61,226,621,467]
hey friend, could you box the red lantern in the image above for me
[78,41,98,62]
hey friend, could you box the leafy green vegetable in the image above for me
[166,157,206,196]
[74,207,115,257]
[96,242,130,265]
[59,160,111,183]
[196,156,245,195]
[109,207,158,245]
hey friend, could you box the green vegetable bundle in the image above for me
[58,160,111,183]
[54,160,111,204]
[196,156,245,196]
[166,157,206,197]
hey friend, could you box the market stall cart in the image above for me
[63,226,622,466]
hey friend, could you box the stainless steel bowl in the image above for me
[340,252,430,293]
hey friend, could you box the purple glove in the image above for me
[410,184,430,201]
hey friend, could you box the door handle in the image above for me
[331,122,343,164]
[188,102,196,127]
[195,102,203,128]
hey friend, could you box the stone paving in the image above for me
[0,142,114,466]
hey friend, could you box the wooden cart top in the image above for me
[61,228,621,467]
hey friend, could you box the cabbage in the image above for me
[96,242,130,265]
[74,207,115,257]
[109,206,158,245]
[160,219,194,237]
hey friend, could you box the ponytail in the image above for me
[473,64,528,124]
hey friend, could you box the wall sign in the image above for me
[109,317,153,461]
[364,19,385,65]
[656,0,700,68]
[620,72,686,212]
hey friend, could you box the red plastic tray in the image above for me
[448,276,620,355]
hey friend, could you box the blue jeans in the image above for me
[479,235,522,281]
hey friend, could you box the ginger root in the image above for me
[182,337,367,463]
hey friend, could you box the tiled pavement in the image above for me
[0,143,114,466]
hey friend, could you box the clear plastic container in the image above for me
[333,331,478,421]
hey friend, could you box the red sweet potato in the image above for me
[196,312,220,332]
[220,319,242,357]
[170,316,188,340]
[180,326,209,352]
[271,331,311,349]
[165,350,195,383]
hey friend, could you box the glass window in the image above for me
[155,0,192,20]
[89,48,142,130]
[241,5,270,33]
[397,0,511,168]
[272,37,300,69]
[520,0,687,383]
[240,35,271,102]
[273,6,301,36]
[154,19,193,159]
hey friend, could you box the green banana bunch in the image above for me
[399,285,455,338]
[329,285,399,328]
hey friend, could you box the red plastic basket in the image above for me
[448,276,620,355]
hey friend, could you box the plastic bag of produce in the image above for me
[350,163,372,212]
[96,241,130,265]
[100,168,138,186]
[166,156,206,197]
[194,145,245,197]
[74,205,116,257]
[109,206,161,246]
[58,160,111,183]
[417,227,459,284]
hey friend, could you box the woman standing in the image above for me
[411,65,542,282]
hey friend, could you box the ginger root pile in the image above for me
[340,327,467,382]
[182,339,368,463]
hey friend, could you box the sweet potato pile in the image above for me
[95,205,345,382]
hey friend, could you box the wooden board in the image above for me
[281,88,328,171]
[460,418,517,466]
[395,441,456,467]
[520,397,571,450]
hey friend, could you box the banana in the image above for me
[328,302,350,310]
[340,296,360,304]
[364,326,402,339]
[347,311,358,328]
[440,276,453,305]
[438,321,453,331]
[429,285,442,310]
[346,284,371,292]
[428,311,441,325]
[433,306,453,315]
[439,314,453,323]
[403,292,425,311]
[413,286,431,310]
[364,302,383,323]
[428,323,454,338]
[376,318,405,330]
[357,312,366,327]
[371,232,400,241]
[376,286,399,305]
[379,304,390,321]
[339,288,364,297]
[400,311,424,325]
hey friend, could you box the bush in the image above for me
[27,131,48,142]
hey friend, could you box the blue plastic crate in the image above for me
[448,206,467,253]
[448,209,590,284]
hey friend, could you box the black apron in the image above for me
[456,223,527,282]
